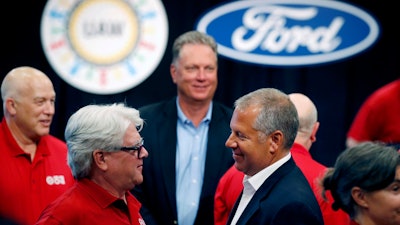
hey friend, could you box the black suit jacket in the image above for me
[227,157,323,225]
[132,97,234,225]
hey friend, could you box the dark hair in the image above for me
[322,141,400,218]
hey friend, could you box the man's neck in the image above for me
[177,97,211,127]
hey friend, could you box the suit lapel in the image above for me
[202,104,232,196]
[235,158,296,225]
[158,99,179,211]
[227,191,243,224]
[203,105,223,187]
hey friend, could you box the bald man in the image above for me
[0,66,75,225]
[289,93,319,150]
[214,93,351,225]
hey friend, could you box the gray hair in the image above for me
[64,103,144,179]
[234,88,299,150]
[322,141,400,218]
[171,30,218,65]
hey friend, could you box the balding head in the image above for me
[1,66,54,112]
[1,66,56,155]
[289,93,318,132]
[289,93,319,149]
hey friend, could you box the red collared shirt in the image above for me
[36,178,145,225]
[0,118,75,225]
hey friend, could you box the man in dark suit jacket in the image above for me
[225,88,323,225]
[131,30,234,225]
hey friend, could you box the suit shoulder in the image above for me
[213,101,233,116]
[139,101,164,112]
[139,98,175,115]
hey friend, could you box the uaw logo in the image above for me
[195,0,380,66]
[41,0,168,94]
[46,175,66,185]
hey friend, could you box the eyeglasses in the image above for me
[119,138,144,158]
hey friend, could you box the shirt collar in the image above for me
[78,178,122,208]
[176,97,212,124]
[245,152,291,191]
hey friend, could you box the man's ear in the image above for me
[5,98,17,115]
[310,121,320,143]
[170,64,177,84]
[351,186,369,208]
[93,150,108,171]
[270,130,284,152]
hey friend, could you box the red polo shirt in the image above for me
[36,178,145,225]
[0,118,75,225]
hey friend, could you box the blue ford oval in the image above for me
[195,0,380,66]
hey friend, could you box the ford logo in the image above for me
[195,0,380,66]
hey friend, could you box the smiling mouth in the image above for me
[40,120,51,126]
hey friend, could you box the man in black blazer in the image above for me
[226,88,323,225]
[131,30,234,225]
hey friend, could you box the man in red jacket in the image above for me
[214,92,351,225]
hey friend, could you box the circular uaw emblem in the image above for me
[41,0,169,94]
